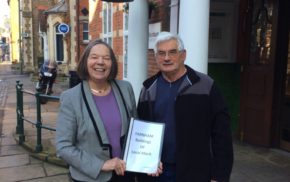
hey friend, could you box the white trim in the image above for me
[55,23,64,62]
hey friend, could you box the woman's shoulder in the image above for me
[60,82,82,98]
[113,79,132,88]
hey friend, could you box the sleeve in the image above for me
[210,83,234,182]
[137,86,151,120]
[55,91,105,179]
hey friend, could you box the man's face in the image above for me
[155,39,186,76]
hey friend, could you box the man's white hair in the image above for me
[154,31,185,53]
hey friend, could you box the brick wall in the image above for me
[89,3,124,79]
[89,2,102,39]
[87,0,171,79]
[147,0,171,77]
[75,0,89,63]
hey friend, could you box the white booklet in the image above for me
[123,118,165,173]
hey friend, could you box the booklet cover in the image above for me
[123,118,165,173]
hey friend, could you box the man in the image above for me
[137,32,233,182]
[38,61,57,94]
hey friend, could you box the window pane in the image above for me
[108,3,112,33]
[83,22,89,41]
[56,34,64,61]
[108,37,112,46]
[124,35,128,78]
[103,3,107,34]
[102,2,112,47]
[125,13,129,30]
[83,22,88,31]
[83,32,89,40]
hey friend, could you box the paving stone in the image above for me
[0,164,45,182]
[0,135,17,145]
[43,162,68,176]
[0,144,27,156]
[0,154,29,168]
[21,174,70,182]
[230,171,259,182]
[3,114,17,120]
[29,156,42,164]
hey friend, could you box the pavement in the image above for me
[0,62,290,181]
[0,62,70,182]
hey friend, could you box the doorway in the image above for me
[55,24,64,62]
[237,0,275,146]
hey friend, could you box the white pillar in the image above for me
[179,0,210,74]
[170,0,179,34]
[127,0,148,101]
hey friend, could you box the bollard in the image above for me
[16,81,20,134]
[16,82,25,144]
[35,92,43,152]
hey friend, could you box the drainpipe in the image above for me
[76,0,80,62]
[18,0,23,74]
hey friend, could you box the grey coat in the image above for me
[56,80,137,182]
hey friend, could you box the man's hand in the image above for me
[148,162,163,177]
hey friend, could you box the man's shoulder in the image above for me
[186,66,214,84]
[195,71,213,83]
[143,73,160,88]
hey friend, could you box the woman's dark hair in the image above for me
[76,39,118,81]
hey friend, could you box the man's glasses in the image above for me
[156,49,181,58]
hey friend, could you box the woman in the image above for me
[56,39,137,182]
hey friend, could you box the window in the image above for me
[102,2,113,46]
[55,24,64,62]
[83,22,89,42]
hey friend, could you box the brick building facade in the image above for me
[87,0,171,79]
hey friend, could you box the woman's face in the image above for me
[87,44,112,83]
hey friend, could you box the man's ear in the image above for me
[181,49,186,61]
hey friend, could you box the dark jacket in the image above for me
[137,65,233,182]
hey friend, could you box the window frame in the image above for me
[102,2,113,46]
[82,21,89,43]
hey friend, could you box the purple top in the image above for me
[93,90,122,158]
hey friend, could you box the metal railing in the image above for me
[15,80,60,152]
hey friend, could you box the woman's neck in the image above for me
[88,80,110,95]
